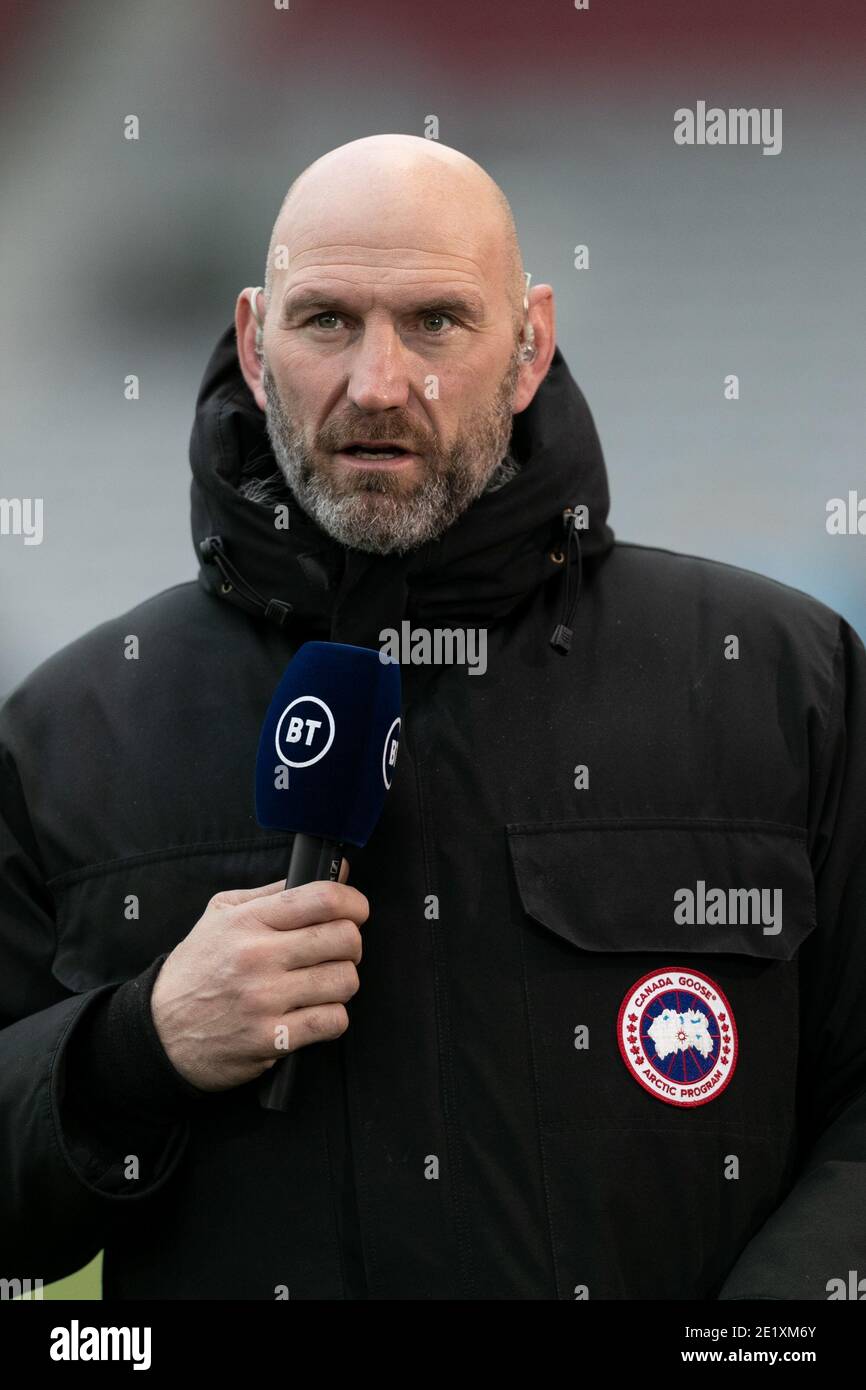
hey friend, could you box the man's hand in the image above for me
[150,859,369,1091]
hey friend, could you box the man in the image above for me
[1,133,864,1301]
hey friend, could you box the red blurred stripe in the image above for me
[238,0,866,77]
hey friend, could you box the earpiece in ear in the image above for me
[519,316,537,363]
[247,286,265,328]
[520,270,537,362]
[247,286,265,359]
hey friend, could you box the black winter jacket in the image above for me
[1,324,865,1300]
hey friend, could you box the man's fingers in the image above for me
[246,878,369,932]
[211,879,288,908]
[275,959,360,1011]
[274,919,364,970]
[212,857,349,910]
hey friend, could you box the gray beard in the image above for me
[241,351,522,555]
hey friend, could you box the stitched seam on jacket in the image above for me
[47,835,292,889]
[506,818,808,837]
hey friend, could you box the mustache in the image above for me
[317,421,429,452]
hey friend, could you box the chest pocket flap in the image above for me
[506,817,816,962]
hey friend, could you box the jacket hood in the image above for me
[189,322,615,651]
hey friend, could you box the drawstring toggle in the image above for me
[550,507,584,655]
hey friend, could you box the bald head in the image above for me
[263,133,526,337]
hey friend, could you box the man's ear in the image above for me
[235,287,267,412]
[511,284,556,415]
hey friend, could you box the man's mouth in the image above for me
[335,441,419,468]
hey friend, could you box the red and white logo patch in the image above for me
[617,967,738,1107]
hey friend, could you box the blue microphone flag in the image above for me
[254,641,401,846]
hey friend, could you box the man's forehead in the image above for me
[280,245,486,287]
[271,178,503,275]
[272,239,501,306]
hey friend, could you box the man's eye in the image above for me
[309,312,343,330]
[420,312,455,333]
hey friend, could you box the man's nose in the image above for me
[346,323,411,411]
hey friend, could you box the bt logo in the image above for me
[382,717,401,789]
[275,696,335,768]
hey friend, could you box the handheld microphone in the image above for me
[254,641,401,1111]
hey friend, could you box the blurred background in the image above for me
[0,0,864,1297]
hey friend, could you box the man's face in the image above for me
[259,264,522,555]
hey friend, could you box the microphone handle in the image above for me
[258,834,344,1113]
